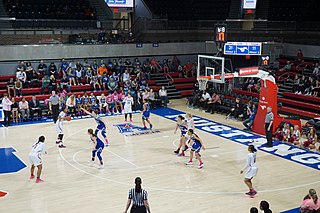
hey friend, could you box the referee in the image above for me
[123,177,151,213]
[48,91,59,123]
[265,106,274,147]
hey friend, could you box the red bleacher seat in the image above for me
[180,90,193,96]
[280,106,320,118]
[150,86,160,91]
[70,84,92,92]
[283,92,320,105]
[147,80,156,86]
[173,78,196,83]
[0,75,15,82]
[0,82,7,89]
[23,88,41,95]
[175,83,194,90]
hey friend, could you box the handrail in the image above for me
[114,17,129,30]
[165,72,174,85]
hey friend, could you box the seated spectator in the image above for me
[288,125,301,146]
[159,86,168,107]
[247,78,255,92]
[90,75,101,92]
[75,67,84,85]
[122,69,130,82]
[66,94,76,117]
[138,76,148,90]
[131,78,139,91]
[260,200,272,213]
[11,97,19,123]
[242,104,257,131]
[313,63,319,79]
[19,97,30,121]
[108,77,118,93]
[227,98,243,120]
[25,62,34,85]
[302,128,317,149]
[49,62,57,78]
[60,75,71,93]
[7,78,15,97]
[91,60,99,73]
[113,91,123,113]
[85,67,93,84]
[69,60,77,71]
[206,92,221,114]
[59,58,69,77]
[197,90,211,109]
[29,70,39,88]
[16,61,26,74]
[29,95,42,121]
[49,75,57,94]
[280,61,292,72]
[98,29,106,43]
[98,64,108,78]
[293,74,300,94]
[98,93,107,113]
[67,67,76,86]
[150,57,160,74]
[76,61,83,73]
[16,67,26,85]
[14,79,23,97]
[37,60,48,75]
[106,92,115,114]
[188,90,202,108]
[41,74,50,94]
[133,58,141,68]
[82,92,90,111]
[298,75,306,94]
[300,189,320,212]
[161,59,170,74]
[83,59,91,71]
[312,79,320,97]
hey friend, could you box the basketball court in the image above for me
[0,99,317,212]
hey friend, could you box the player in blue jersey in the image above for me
[87,129,104,169]
[174,115,188,154]
[185,129,205,169]
[141,99,152,130]
[81,107,109,146]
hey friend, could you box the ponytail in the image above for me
[135,177,142,193]
[309,189,318,204]
[249,145,257,152]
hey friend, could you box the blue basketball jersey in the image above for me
[76,97,82,105]
[83,96,89,103]
[178,121,188,136]
[89,97,96,104]
[142,103,150,119]
[100,97,106,104]
[95,137,105,149]
[191,134,202,152]
[95,116,106,130]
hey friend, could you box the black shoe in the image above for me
[266,145,273,147]
[205,110,210,113]
[210,112,214,114]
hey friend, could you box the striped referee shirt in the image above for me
[128,188,148,207]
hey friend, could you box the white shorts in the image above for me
[29,154,42,166]
[123,104,132,114]
[245,167,258,179]
[56,121,64,134]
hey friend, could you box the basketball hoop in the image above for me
[197,76,211,91]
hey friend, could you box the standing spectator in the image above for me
[49,62,57,78]
[313,79,320,97]
[297,49,304,62]
[14,79,23,97]
[300,189,320,212]
[49,75,57,93]
[7,78,15,97]
[1,93,12,127]
[60,75,71,93]
[49,91,60,123]
[265,106,274,147]
[243,104,257,131]
[123,177,151,213]
[159,86,168,107]
[11,97,19,123]
[206,92,221,114]
[59,58,69,77]
[260,201,272,213]
[29,96,42,121]
[37,60,47,75]
[148,89,156,109]
[41,74,50,94]
[19,97,30,121]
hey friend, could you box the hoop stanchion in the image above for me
[197,76,211,91]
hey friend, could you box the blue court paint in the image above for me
[152,108,320,171]
[114,123,160,137]
[0,147,27,174]
[280,207,300,213]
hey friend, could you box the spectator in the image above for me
[69,60,77,71]
[7,78,15,97]
[133,58,141,68]
[75,67,83,85]
[260,200,272,213]
[1,93,12,127]
[122,69,130,82]
[188,90,202,108]
[101,73,109,91]
[98,93,107,113]
[29,70,39,88]
[300,189,320,212]
[98,64,108,79]
[247,78,255,92]
[16,61,26,73]
[227,98,243,120]
[83,59,91,70]
[297,49,304,62]
[313,79,319,97]
[14,78,23,97]
[148,88,156,109]
[313,63,319,79]
[67,67,76,86]
[60,75,71,93]
[49,62,57,78]
[66,94,76,117]
[75,61,83,73]
[106,92,115,114]
[108,77,118,93]
[88,92,97,111]
[280,61,292,72]
[304,77,314,96]
[98,29,106,43]
[82,92,90,111]
[59,58,69,77]
[298,75,306,94]
[206,92,221,114]
[131,78,139,91]
[138,76,148,90]
[29,95,42,121]
[111,71,120,83]
[197,90,211,109]
[184,61,194,77]
[49,75,57,93]
[85,67,92,84]
[113,91,123,113]
[91,60,99,72]
[11,97,19,123]
[243,104,257,131]
[250,207,258,213]
[150,57,160,74]
[302,128,317,149]
[16,67,27,85]
[40,74,50,94]
[293,74,300,94]
[37,60,48,75]
[159,86,168,107]
[172,55,180,72]
[90,74,101,92]
[25,61,34,85]
[19,97,30,121]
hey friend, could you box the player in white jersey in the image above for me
[123,94,134,122]
[240,145,258,197]
[56,107,68,148]
[185,112,195,132]
[28,136,46,183]
[177,112,195,156]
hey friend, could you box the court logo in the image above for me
[0,147,27,174]
[114,123,160,137]
[0,191,8,198]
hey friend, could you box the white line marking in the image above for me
[107,149,140,168]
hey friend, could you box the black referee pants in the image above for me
[3,110,11,126]
[130,205,146,213]
[52,105,59,123]
[265,123,273,147]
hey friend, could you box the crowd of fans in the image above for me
[2,55,197,124]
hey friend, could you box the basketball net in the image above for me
[197,76,210,91]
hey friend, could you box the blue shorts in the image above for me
[191,142,202,153]
[95,129,106,138]
[142,112,150,120]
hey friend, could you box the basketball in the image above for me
[66,116,71,121]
